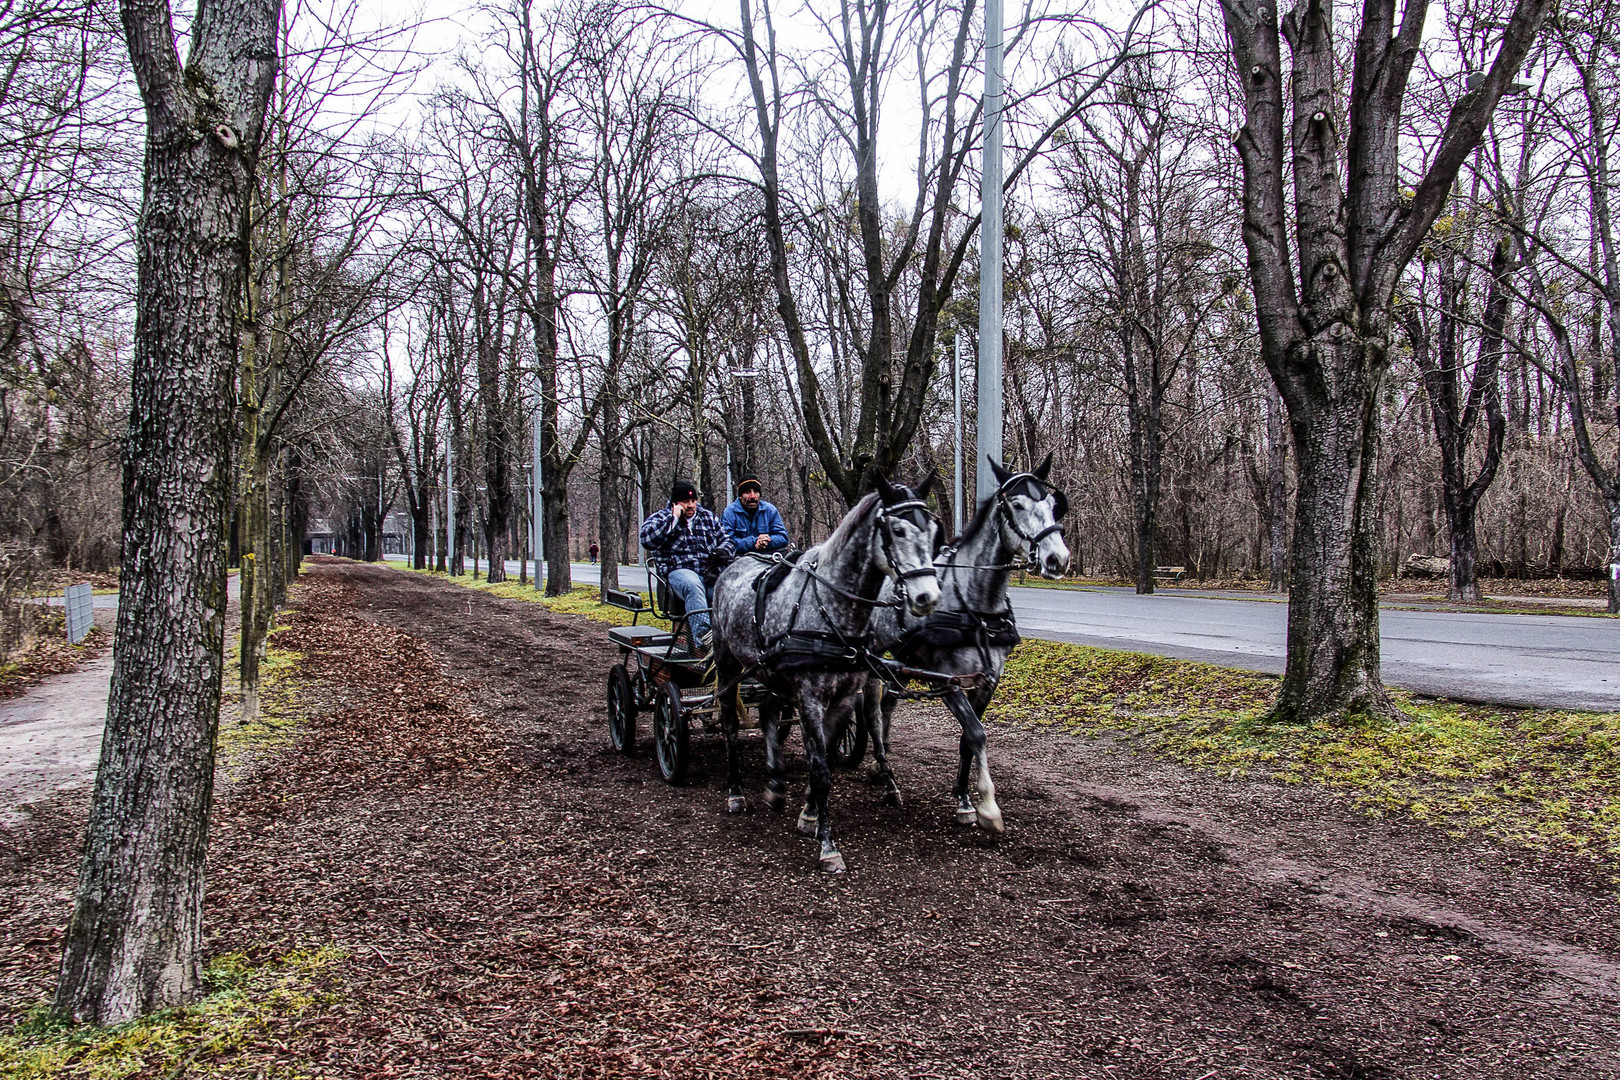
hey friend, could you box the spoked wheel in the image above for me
[607,664,636,755]
[652,680,689,784]
[828,715,868,769]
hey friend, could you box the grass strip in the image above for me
[987,639,1620,871]
[0,947,344,1080]
[389,563,670,630]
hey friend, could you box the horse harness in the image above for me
[889,469,1067,685]
[747,497,950,689]
[891,606,1021,689]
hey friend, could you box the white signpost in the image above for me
[64,583,93,644]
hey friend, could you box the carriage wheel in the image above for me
[652,680,689,784]
[607,664,636,755]
[828,715,868,769]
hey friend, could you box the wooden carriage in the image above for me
[602,568,866,783]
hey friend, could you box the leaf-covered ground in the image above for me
[4,559,1620,1078]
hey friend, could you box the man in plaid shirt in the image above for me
[638,478,726,650]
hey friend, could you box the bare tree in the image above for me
[1217,0,1550,721]
[1058,62,1235,592]
[718,0,1147,504]
[57,0,277,1023]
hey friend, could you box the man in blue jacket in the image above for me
[720,470,791,555]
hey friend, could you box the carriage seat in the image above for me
[608,625,675,649]
[649,567,687,619]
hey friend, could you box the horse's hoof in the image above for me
[955,806,978,826]
[796,809,819,836]
[819,850,846,873]
[726,795,748,814]
[977,807,1005,833]
[762,789,786,812]
[882,786,903,808]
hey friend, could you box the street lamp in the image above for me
[977,0,1005,508]
[729,365,759,492]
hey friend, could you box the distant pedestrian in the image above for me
[589,541,599,564]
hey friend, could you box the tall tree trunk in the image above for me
[1413,239,1506,603]
[57,0,276,1025]
[1127,387,1157,594]
[478,330,513,584]
[1219,0,1547,721]
[598,390,621,597]
[1276,349,1389,720]
[1266,388,1288,592]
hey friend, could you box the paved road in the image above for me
[0,627,112,824]
[389,556,1620,709]
[489,559,1617,712]
[1007,586,1620,712]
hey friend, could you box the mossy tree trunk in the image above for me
[1218,0,1549,722]
[56,0,277,1025]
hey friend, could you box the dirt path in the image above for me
[5,560,1618,1078]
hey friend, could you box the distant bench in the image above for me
[1153,565,1186,584]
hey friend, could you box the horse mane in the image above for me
[821,491,881,551]
[955,492,998,549]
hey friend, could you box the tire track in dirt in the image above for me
[326,563,1620,1077]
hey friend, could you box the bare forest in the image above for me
[0,0,1615,1037]
[5,0,1620,645]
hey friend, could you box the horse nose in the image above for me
[1045,546,1071,579]
[908,576,940,615]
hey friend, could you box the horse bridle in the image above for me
[993,472,1067,569]
[878,498,941,587]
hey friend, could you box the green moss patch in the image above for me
[0,946,343,1079]
[988,639,1620,869]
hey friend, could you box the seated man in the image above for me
[719,470,791,556]
[638,478,725,651]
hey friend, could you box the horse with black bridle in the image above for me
[709,471,942,873]
[862,454,1071,831]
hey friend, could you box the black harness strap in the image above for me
[746,497,937,682]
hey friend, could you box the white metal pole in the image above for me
[953,335,964,536]
[532,407,543,589]
[446,432,456,572]
[976,0,1005,507]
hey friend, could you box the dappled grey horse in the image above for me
[710,472,942,873]
[863,454,1071,831]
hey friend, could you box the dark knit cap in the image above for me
[670,478,698,502]
[735,469,761,493]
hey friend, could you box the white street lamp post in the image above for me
[976,0,1005,507]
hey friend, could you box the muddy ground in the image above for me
[4,559,1620,1078]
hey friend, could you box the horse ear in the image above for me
[1052,490,1069,519]
[916,467,938,500]
[988,456,1012,485]
[1033,451,1054,481]
[870,467,897,502]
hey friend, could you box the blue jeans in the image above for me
[666,568,712,642]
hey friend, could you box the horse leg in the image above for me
[794,701,821,835]
[719,660,746,813]
[866,683,903,807]
[799,696,844,873]
[761,697,789,813]
[945,689,985,827]
[950,687,1003,832]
